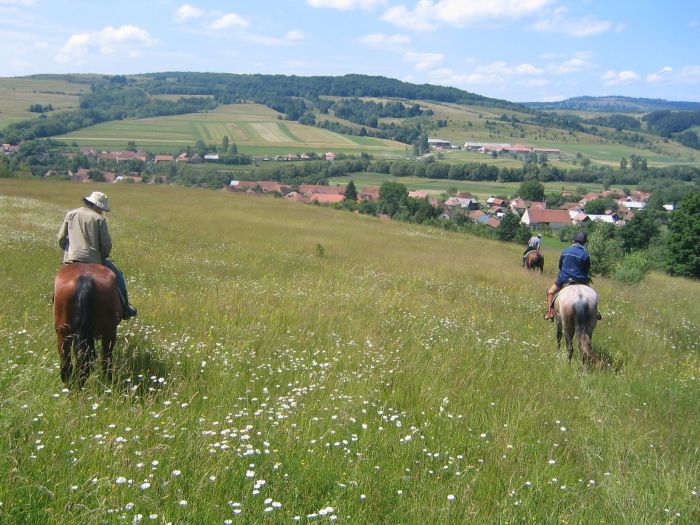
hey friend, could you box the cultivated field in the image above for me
[56,104,407,157]
[0,179,699,524]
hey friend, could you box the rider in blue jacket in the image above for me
[544,231,600,321]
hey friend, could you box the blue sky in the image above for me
[1,0,699,102]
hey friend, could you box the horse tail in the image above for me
[73,274,95,354]
[572,295,594,362]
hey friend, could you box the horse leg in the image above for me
[102,329,116,382]
[57,330,73,384]
[555,318,563,353]
[579,319,598,369]
[76,337,94,388]
[564,323,574,362]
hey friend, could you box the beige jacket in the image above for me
[57,206,112,264]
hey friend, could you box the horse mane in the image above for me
[74,274,95,356]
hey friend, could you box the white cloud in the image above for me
[646,66,673,83]
[601,69,640,86]
[210,13,250,30]
[383,0,555,31]
[404,51,443,70]
[307,0,385,10]
[0,0,36,5]
[55,25,154,64]
[427,59,546,88]
[645,65,700,85]
[382,6,436,31]
[175,4,204,22]
[285,30,305,41]
[548,51,593,74]
[532,7,612,37]
[360,33,411,46]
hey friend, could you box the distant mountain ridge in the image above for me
[525,96,700,113]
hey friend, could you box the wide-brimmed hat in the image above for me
[83,191,110,212]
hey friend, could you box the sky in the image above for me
[1,0,700,103]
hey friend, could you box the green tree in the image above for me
[221,135,229,153]
[518,179,545,201]
[620,210,659,253]
[497,211,527,242]
[126,140,137,152]
[0,155,10,178]
[584,198,616,215]
[619,157,628,170]
[666,192,700,278]
[378,181,408,217]
[344,180,357,202]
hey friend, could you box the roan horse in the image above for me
[553,284,600,368]
[524,250,544,272]
[53,263,122,387]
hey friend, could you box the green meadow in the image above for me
[56,104,406,157]
[328,172,619,200]
[0,76,88,128]
[0,179,699,524]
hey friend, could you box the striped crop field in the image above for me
[56,103,406,157]
[1,178,699,523]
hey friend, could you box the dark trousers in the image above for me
[103,260,130,307]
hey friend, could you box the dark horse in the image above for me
[524,250,544,272]
[554,284,600,368]
[53,263,122,387]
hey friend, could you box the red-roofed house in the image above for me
[299,184,345,197]
[154,154,173,163]
[359,187,380,201]
[521,209,573,229]
[310,193,345,204]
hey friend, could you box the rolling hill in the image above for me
[526,95,700,113]
[1,73,700,167]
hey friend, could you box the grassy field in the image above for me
[328,172,621,200]
[55,103,407,157]
[1,179,698,524]
[0,76,88,128]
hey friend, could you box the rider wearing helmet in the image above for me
[544,231,600,321]
[57,191,137,320]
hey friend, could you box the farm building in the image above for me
[521,208,573,229]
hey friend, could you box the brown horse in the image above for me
[524,250,544,272]
[554,284,600,368]
[53,263,122,387]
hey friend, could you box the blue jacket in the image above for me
[556,243,591,286]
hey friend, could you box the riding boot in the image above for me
[117,287,137,320]
[544,292,555,321]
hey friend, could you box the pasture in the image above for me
[55,103,407,157]
[0,76,88,128]
[0,179,699,524]
[328,172,620,200]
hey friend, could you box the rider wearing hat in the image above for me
[522,233,541,266]
[57,191,137,319]
[544,231,600,321]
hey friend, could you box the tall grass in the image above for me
[1,179,698,524]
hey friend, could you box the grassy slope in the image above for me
[0,77,89,128]
[0,179,698,524]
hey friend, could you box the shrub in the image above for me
[611,250,652,284]
[587,227,622,276]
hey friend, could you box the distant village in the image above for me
[22,143,656,229]
[8,141,658,229]
[223,180,653,231]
